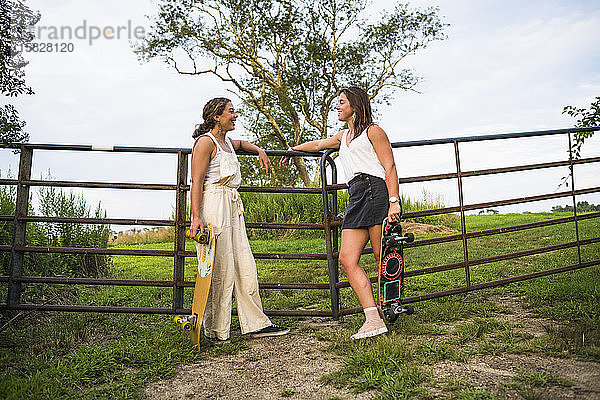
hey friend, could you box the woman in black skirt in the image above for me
[280,86,401,339]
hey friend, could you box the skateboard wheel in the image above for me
[384,308,399,323]
[185,229,210,244]
[405,233,415,243]
[173,315,183,324]
[403,304,414,315]
[182,321,192,331]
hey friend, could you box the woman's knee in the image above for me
[338,250,358,272]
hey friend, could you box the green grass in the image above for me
[0,212,598,399]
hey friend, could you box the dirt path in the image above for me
[145,325,371,400]
[146,298,599,400]
[432,354,600,399]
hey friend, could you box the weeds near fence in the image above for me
[112,227,174,245]
[0,170,111,278]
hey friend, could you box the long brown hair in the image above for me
[192,97,231,139]
[339,86,373,136]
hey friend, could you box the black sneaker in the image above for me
[249,324,290,338]
[204,335,231,344]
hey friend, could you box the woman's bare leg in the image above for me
[339,227,388,339]
[339,228,375,308]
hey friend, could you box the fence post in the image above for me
[328,153,340,293]
[8,146,33,308]
[321,150,340,320]
[453,140,471,286]
[173,151,188,312]
[567,132,582,265]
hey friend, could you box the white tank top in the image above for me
[338,127,386,182]
[193,133,242,187]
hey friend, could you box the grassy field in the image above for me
[0,213,598,399]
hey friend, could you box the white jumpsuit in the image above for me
[194,133,271,340]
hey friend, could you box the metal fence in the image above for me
[1,126,599,319]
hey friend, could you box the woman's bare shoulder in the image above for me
[366,124,389,141]
[192,135,216,157]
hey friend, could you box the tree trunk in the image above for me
[293,157,311,187]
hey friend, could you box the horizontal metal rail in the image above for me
[408,212,600,247]
[327,155,599,189]
[390,126,598,148]
[11,179,323,195]
[399,186,600,219]
[3,245,329,260]
[0,302,334,317]
[4,216,326,230]
[0,126,593,153]
[23,179,177,191]
[0,275,330,290]
[0,304,178,314]
[13,245,174,257]
[3,154,597,191]
[18,216,174,226]
[0,276,174,287]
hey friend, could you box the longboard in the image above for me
[378,217,414,323]
[173,224,215,350]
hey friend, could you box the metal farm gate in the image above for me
[1,127,599,319]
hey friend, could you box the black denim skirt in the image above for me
[342,173,389,229]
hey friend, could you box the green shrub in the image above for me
[0,169,111,278]
[35,185,111,277]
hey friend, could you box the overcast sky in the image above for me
[1,0,599,226]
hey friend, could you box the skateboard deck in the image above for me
[174,224,215,350]
[378,217,414,322]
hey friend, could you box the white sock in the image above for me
[364,307,380,322]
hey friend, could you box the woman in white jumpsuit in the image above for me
[189,97,289,342]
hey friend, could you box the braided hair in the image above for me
[192,97,231,139]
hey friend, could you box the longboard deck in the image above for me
[378,218,404,308]
[189,271,212,349]
[175,224,215,350]
[378,218,414,322]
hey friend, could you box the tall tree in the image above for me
[0,0,40,146]
[135,0,447,185]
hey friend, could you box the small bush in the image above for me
[35,184,111,277]
[1,169,111,278]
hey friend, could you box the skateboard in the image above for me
[378,217,415,323]
[173,224,215,350]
